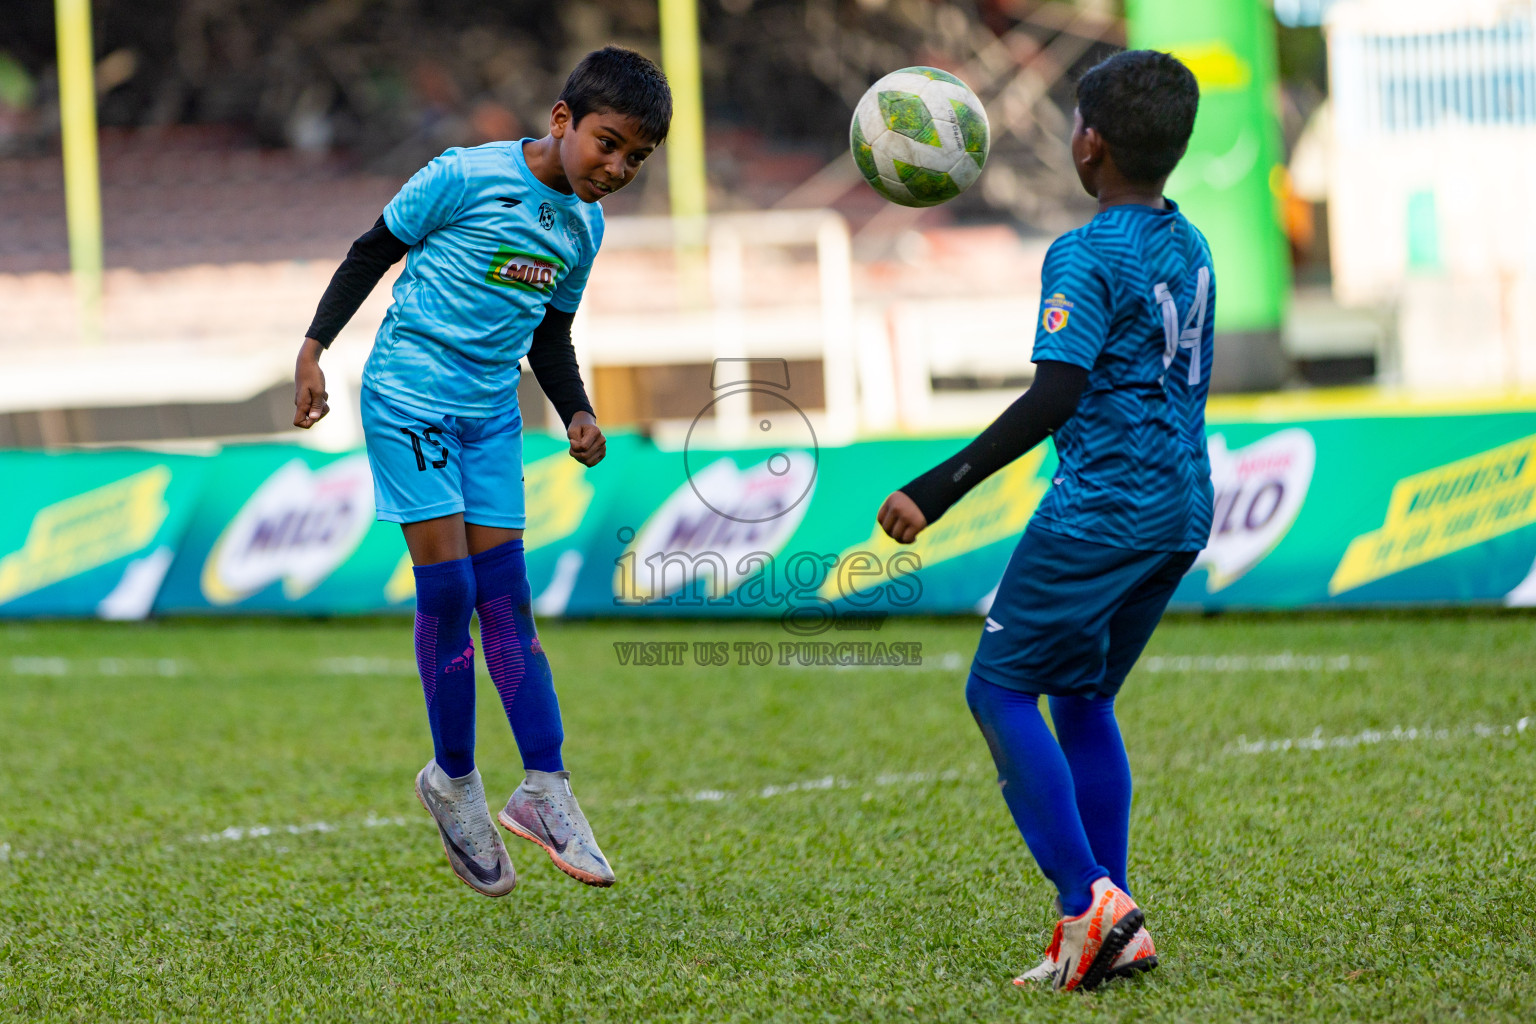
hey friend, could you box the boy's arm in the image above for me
[304,216,411,348]
[293,216,410,428]
[880,234,1111,541]
[526,307,605,467]
[877,361,1087,543]
[525,308,596,428]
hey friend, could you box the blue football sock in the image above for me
[412,557,478,779]
[1049,694,1133,895]
[966,672,1107,916]
[472,539,565,773]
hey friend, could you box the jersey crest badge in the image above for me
[538,202,556,230]
[1041,293,1073,333]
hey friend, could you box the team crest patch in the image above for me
[1041,292,1073,333]
[485,246,565,294]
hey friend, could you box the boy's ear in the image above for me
[1080,126,1107,167]
[550,100,573,139]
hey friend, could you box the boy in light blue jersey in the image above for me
[292,47,671,897]
[877,51,1210,990]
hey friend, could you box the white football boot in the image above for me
[1012,878,1145,991]
[1015,920,1158,986]
[413,761,517,897]
[497,769,615,887]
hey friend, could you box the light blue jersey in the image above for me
[1030,199,1216,551]
[363,139,606,417]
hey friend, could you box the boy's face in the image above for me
[550,102,659,202]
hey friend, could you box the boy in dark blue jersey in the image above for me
[878,51,1210,991]
[292,47,670,897]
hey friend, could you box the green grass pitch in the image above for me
[1,612,1532,1021]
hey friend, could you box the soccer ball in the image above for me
[850,67,990,208]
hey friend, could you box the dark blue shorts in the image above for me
[970,521,1197,699]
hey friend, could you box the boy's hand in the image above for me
[567,411,605,467]
[293,337,329,428]
[877,490,928,545]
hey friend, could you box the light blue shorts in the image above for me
[360,386,526,528]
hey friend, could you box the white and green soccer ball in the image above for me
[850,66,990,208]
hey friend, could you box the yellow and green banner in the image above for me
[4,398,1536,619]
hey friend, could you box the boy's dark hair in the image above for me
[1077,50,1199,183]
[559,46,672,144]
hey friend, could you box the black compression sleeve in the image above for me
[525,307,595,428]
[899,360,1089,524]
[305,216,410,347]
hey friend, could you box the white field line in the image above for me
[3,651,1375,680]
[2,716,1527,862]
[5,656,186,677]
[1141,652,1372,674]
[173,770,978,849]
[1227,716,1531,755]
[318,657,418,675]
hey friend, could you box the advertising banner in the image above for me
[0,451,207,618]
[1173,410,1536,607]
[5,400,1536,619]
[151,433,625,615]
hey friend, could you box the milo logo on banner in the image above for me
[485,246,564,295]
[614,456,817,602]
[1331,433,1536,594]
[1194,429,1316,591]
[201,456,375,604]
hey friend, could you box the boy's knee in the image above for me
[964,670,989,717]
[966,671,1017,724]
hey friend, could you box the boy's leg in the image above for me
[457,408,563,771]
[460,408,614,887]
[410,549,478,778]
[469,535,564,772]
[1054,549,1198,894]
[1047,695,1131,894]
[965,673,1106,915]
[363,389,514,896]
[969,524,1167,988]
[1023,549,1195,980]
[363,389,479,775]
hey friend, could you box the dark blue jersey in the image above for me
[1029,199,1215,551]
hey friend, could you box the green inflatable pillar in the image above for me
[1126,0,1290,391]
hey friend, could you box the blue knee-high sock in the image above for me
[1049,695,1133,895]
[966,672,1107,916]
[472,539,565,772]
[413,557,478,779]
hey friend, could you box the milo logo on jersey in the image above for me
[485,246,565,295]
[1194,428,1316,591]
